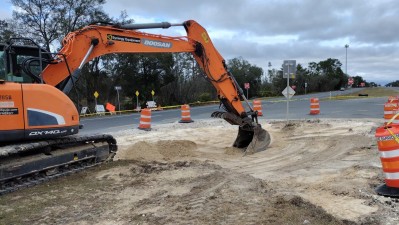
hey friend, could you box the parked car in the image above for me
[340,87,345,91]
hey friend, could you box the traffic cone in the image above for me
[388,96,399,104]
[309,98,320,115]
[179,104,193,123]
[252,99,263,116]
[384,102,399,123]
[375,122,399,197]
[138,108,151,130]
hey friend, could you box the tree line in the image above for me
[0,0,375,111]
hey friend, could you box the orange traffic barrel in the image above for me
[179,104,193,123]
[138,108,151,130]
[375,123,399,197]
[384,102,399,123]
[388,96,399,104]
[252,99,263,116]
[309,98,320,115]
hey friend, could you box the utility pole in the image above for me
[267,61,272,83]
[345,44,349,75]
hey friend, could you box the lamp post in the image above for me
[345,44,349,75]
[267,61,272,83]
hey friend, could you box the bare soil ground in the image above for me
[1,118,398,225]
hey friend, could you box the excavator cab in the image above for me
[0,39,80,142]
[0,39,51,83]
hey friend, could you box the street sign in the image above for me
[80,106,88,115]
[283,60,296,79]
[151,90,155,96]
[114,86,122,91]
[95,104,105,114]
[282,86,296,99]
[348,77,354,85]
[244,83,250,89]
[135,91,139,96]
[94,91,99,98]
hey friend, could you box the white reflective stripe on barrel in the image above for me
[385,172,399,180]
[380,149,399,158]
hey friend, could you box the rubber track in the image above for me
[0,134,117,195]
[0,134,117,158]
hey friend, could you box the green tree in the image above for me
[11,0,108,51]
[0,19,18,42]
[227,57,263,98]
[386,81,399,87]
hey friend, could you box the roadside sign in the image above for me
[114,86,122,91]
[282,86,296,99]
[94,91,99,98]
[95,104,105,113]
[348,77,354,85]
[151,90,155,96]
[135,90,139,96]
[80,106,88,114]
[283,60,296,79]
[244,83,250,89]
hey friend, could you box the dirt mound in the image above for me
[115,140,197,161]
[0,161,356,225]
[1,118,397,224]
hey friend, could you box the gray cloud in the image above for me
[103,0,398,84]
[2,0,395,84]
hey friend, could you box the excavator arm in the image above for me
[40,20,270,152]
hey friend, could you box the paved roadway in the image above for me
[79,88,387,134]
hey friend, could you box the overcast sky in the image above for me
[1,0,398,84]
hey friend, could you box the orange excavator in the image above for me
[0,20,270,194]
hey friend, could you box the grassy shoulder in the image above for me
[334,87,399,99]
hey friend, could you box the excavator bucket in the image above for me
[233,125,271,154]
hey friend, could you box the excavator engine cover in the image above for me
[234,124,271,154]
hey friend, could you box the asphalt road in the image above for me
[79,88,386,135]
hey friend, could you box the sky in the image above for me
[1,0,398,85]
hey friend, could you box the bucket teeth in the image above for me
[233,124,270,154]
[244,125,271,154]
[211,111,225,119]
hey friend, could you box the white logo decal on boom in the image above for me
[143,39,172,48]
